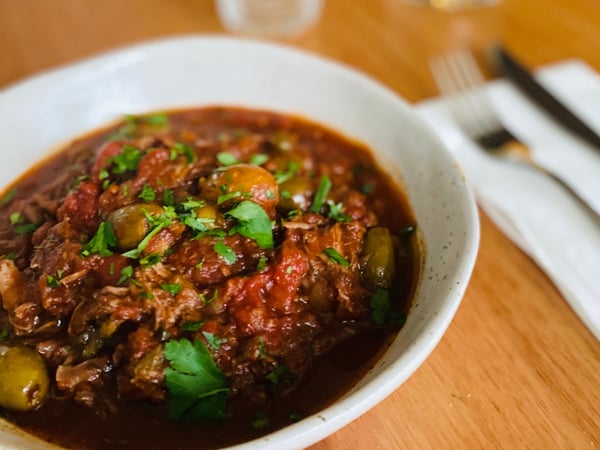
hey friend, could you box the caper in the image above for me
[361,227,396,290]
[106,203,164,250]
[0,345,49,411]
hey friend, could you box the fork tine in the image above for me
[430,49,501,140]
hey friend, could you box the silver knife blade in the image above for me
[491,46,600,151]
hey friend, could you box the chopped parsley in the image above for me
[202,331,225,350]
[310,175,332,213]
[82,221,117,257]
[164,338,230,421]
[162,283,183,296]
[213,241,236,265]
[250,412,270,429]
[138,184,156,202]
[9,212,21,225]
[256,256,268,272]
[216,152,239,166]
[163,189,175,206]
[118,266,134,285]
[46,271,63,288]
[0,188,17,207]
[327,200,351,222]
[324,247,349,267]
[181,321,204,332]
[170,143,195,163]
[107,146,143,174]
[266,364,289,384]
[225,201,273,249]
[370,288,406,327]
[274,161,299,184]
[249,154,269,166]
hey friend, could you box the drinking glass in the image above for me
[215,0,324,38]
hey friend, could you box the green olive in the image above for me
[199,164,279,216]
[0,345,49,411]
[107,203,164,250]
[278,176,313,212]
[361,227,396,290]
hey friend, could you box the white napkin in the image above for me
[416,59,600,341]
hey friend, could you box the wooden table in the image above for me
[1,0,599,448]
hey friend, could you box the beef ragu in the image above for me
[0,107,419,449]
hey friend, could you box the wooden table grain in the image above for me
[1,0,599,449]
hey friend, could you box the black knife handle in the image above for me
[493,46,600,152]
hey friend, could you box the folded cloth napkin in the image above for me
[416,59,600,340]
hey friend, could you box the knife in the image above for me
[491,46,600,151]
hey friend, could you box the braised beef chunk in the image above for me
[0,107,419,449]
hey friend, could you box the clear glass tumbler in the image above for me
[215,0,324,38]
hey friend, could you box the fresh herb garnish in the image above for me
[181,321,204,332]
[202,331,225,350]
[46,274,61,287]
[118,266,134,285]
[324,247,349,267]
[213,241,236,265]
[164,338,230,421]
[82,221,117,256]
[0,188,17,207]
[249,154,269,166]
[310,175,332,213]
[216,152,239,166]
[10,211,42,235]
[266,364,289,384]
[138,184,156,202]
[170,143,195,163]
[107,146,143,174]
[274,161,299,184]
[250,412,270,429]
[225,201,273,249]
[370,288,406,327]
[163,189,175,206]
[256,256,268,272]
[162,283,183,296]
[0,329,8,340]
[327,200,351,222]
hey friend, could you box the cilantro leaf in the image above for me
[164,338,230,421]
[170,142,195,163]
[138,184,156,202]
[274,161,299,184]
[213,241,236,265]
[82,222,117,257]
[216,152,239,166]
[249,154,269,166]
[162,283,183,296]
[225,201,273,249]
[108,146,143,174]
[202,331,226,350]
[181,321,204,332]
[118,266,134,285]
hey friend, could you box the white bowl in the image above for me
[0,36,479,449]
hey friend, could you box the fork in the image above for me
[430,49,600,220]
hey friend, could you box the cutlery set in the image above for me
[431,46,600,220]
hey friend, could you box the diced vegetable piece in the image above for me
[0,345,49,411]
[199,164,279,217]
[278,176,313,211]
[107,203,164,250]
[361,227,396,290]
